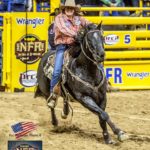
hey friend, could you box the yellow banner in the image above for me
[105,61,150,90]
[11,13,49,92]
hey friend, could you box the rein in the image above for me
[64,64,105,93]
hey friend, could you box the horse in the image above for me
[34,23,128,144]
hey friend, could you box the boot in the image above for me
[47,92,57,108]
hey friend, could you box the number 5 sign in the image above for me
[124,35,131,44]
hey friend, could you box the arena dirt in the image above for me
[0,91,150,150]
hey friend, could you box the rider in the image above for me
[47,0,90,108]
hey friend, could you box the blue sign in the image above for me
[8,141,42,150]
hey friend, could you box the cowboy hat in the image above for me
[60,0,80,11]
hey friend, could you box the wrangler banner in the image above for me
[10,13,49,92]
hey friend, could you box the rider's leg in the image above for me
[47,44,67,108]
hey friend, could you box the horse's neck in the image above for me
[76,50,97,74]
[75,51,102,86]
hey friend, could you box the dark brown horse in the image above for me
[35,23,128,144]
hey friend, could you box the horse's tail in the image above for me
[34,84,46,98]
[34,50,54,100]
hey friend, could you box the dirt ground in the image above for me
[0,90,150,150]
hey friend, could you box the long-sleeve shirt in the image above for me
[54,13,89,45]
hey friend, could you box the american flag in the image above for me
[11,122,37,139]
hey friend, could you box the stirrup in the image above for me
[47,93,57,108]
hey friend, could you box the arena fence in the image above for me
[0,0,150,91]
[0,15,3,84]
[81,6,150,90]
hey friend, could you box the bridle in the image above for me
[80,29,104,68]
[79,29,105,87]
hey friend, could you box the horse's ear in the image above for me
[97,21,103,30]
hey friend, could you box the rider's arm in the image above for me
[55,14,77,37]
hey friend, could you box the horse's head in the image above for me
[77,23,105,63]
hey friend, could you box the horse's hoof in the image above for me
[118,131,129,142]
[61,111,67,119]
[103,133,116,144]
[105,139,116,144]
[48,100,56,109]
[51,119,58,126]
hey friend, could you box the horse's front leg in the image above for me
[61,98,70,119]
[76,95,127,143]
[98,94,114,144]
[50,108,58,126]
[99,116,113,144]
[77,95,113,143]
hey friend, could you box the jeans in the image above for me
[50,44,68,92]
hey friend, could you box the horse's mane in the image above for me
[85,23,97,31]
[76,23,98,43]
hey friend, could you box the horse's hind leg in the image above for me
[61,99,70,119]
[51,108,58,126]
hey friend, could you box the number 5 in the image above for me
[124,35,130,44]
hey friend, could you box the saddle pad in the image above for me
[43,49,71,81]
[43,54,55,80]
